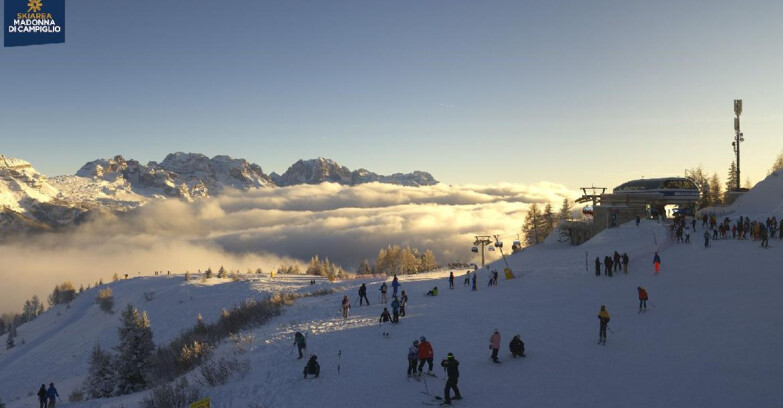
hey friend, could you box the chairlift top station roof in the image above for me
[610,177,700,204]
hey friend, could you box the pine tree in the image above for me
[770,151,783,175]
[685,166,710,208]
[217,266,227,279]
[542,203,556,237]
[6,324,15,349]
[558,198,572,222]
[724,161,738,201]
[114,304,155,394]
[85,343,115,398]
[708,173,722,206]
[522,203,544,245]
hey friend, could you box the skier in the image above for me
[449,271,455,289]
[635,215,641,226]
[47,383,59,408]
[613,251,621,273]
[471,273,477,291]
[391,296,400,323]
[489,329,501,363]
[492,270,499,285]
[407,339,420,378]
[392,275,400,297]
[597,305,610,345]
[341,295,351,319]
[358,283,369,306]
[294,331,307,359]
[440,353,462,405]
[509,334,525,358]
[400,290,408,317]
[37,384,47,408]
[417,336,434,375]
[426,287,438,296]
[379,282,388,303]
[703,230,710,248]
[637,287,648,313]
[303,355,320,378]
[622,253,629,274]
[594,257,601,277]
[379,307,391,336]
[653,252,661,274]
[464,272,470,287]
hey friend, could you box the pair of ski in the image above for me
[422,392,462,406]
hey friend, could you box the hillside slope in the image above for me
[2,215,782,408]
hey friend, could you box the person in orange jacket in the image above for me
[638,287,648,313]
[417,336,434,375]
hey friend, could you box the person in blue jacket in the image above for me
[47,383,59,408]
[391,296,400,323]
[392,275,400,297]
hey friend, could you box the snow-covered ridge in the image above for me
[271,157,438,187]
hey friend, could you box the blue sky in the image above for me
[2,0,782,189]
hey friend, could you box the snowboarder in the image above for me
[637,287,648,313]
[595,257,601,277]
[417,336,434,375]
[294,331,307,359]
[400,290,408,317]
[449,271,455,289]
[509,334,525,358]
[426,287,438,296]
[653,252,661,274]
[391,296,400,323]
[379,307,391,336]
[440,353,462,405]
[379,282,388,303]
[37,384,47,408]
[622,253,629,274]
[392,275,400,297]
[407,339,420,378]
[598,305,610,345]
[489,329,501,363]
[358,283,369,306]
[47,383,59,408]
[341,295,351,319]
[303,355,320,378]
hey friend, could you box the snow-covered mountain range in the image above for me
[0,153,438,234]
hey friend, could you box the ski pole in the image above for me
[651,301,657,308]
[338,349,342,374]
[607,326,615,334]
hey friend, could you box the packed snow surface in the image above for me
[2,213,781,408]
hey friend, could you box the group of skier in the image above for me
[595,251,629,276]
[36,383,59,408]
[697,214,780,247]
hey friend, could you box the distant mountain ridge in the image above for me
[270,157,438,187]
[0,152,438,234]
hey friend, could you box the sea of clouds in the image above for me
[0,182,580,312]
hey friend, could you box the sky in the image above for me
[2,0,783,190]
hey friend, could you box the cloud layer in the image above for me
[0,182,579,312]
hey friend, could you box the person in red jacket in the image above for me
[638,287,648,313]
[489,329,501,363]
[417,336,434,375]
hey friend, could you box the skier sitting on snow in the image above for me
[380,307,391,323]
[426,287,438,296]
[510,334,525,357]
[303,355,320,378]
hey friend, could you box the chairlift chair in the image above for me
[488,246,495,251]
[494,241,503,248]
[471,246,479,253]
